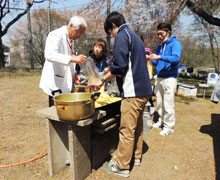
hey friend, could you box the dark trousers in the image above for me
[49,89,62,107]
[149,97,154,107]
[49,96,54,107]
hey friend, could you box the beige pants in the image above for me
[117,96,149,169]
[154,77,177,129]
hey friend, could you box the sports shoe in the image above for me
[152,121,162,128]
[159,127,174,136]
[104,161,130,178]
[65,159,70,166]
[134,158,141,166]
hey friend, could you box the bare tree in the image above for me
[31,9,68,66]
[9,0,110,67]
[184,0,220,72]
[192,16,220,73]
[0,0,46,68]
[9,8,69,67]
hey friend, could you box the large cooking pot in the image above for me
[53,92,100,121]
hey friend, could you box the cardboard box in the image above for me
[177,84,197,97]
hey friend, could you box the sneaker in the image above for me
[159,127,174,136]
[152,121,162,128]
[104,161,130,178]
[65,159,70,166]
[134,158,141,166]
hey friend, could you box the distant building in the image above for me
[8,38,31,67]
[4,52,10,67]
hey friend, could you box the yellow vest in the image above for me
[147,61,153,79]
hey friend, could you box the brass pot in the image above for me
[53,92,100,121]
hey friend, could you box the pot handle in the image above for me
[51,89,62,96]
[90,92,101,101]
[56,104,69,110]
[84,92,101,105]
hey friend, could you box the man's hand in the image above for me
[146,55,151,61]
[150,54,161,60]
[71,55,87,64]
[103,67,110,74]
[90,72,115,91]
[90,80,104,91]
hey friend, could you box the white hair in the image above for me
[68,16,87,30]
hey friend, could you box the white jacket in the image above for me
[39,26,76,96]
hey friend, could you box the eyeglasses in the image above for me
[76,30,83,36]
[157,30,168,37]
[72,26,85,37]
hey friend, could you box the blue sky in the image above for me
[34,0,92,10]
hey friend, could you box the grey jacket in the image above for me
[210,76,220,103]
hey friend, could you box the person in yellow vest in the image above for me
[139,34,155,113]
[145,48,153,79]
[145,47,155,114]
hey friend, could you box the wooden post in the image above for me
[106,0,111,57]
[26,2,34,69]
[48,0,51,34]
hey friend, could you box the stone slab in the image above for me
[36,106,106,127]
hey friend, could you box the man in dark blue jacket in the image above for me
[148,23,182,136]
[94,11,152,178]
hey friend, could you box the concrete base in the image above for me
[69,125,91,180]
[36,106,120,180]
[46,120,91,180]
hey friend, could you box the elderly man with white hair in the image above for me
[40,16,87,106]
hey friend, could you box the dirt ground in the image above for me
[0,69,220,180]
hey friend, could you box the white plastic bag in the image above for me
[143,103,153,134]
[80,56,101,85]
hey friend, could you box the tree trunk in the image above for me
[106,0,111,57]
[213,35,220,74]
[27,2,34,69]
[167,0,188,24]
[208,29,219,73]
[0,33,5,68]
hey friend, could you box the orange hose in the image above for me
[0,145,48,168]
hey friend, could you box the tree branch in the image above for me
[33,0,47,3]
[186,0,220,26]
[2,3,33,37]
[167,0,188,24]
[0,0,9,21]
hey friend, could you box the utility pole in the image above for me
[26,1,34,69]
[106,0,111,57]
[48,0,51,33]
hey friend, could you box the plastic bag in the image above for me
[80,56,101,85]
[143,103,153,134]
[106,77,119,96]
